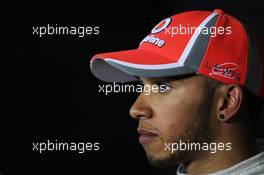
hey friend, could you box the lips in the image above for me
[137,128,158,144]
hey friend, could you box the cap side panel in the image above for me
[179,12,218,66]
[198,12,248,85]
[184,14,218,70]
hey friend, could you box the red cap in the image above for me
[90,9,264,98]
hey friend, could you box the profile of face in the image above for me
[129,75,216,168]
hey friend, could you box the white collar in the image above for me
[176,151,264,175]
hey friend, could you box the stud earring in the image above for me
[218,114,225,122]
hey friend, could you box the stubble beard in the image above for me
[147,86,214,168]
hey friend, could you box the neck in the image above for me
[184,132,258,174]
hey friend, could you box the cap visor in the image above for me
[90,49,196,82]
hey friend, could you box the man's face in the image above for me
[129,75,215,167]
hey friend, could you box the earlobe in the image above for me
[218,85,243,122]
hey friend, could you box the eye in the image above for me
[156,82,172,93]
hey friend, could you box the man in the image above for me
[90,9,264,174]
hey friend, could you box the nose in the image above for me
[129,93,152,120]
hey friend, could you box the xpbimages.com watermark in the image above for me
[32,140,100,154]
[98,82,168,95]
[164,24,232,38]
[164,140,232,154]
[32,24,100,37]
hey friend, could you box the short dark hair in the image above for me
[203,76,219,96]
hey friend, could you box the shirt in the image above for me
[177,151,264,175]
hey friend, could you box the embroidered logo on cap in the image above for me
[151,18,171,34]
[140,18,171,47]
[209,62,241,81]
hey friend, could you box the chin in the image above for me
[145,149,185,168]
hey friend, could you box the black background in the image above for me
[5,0,264,174]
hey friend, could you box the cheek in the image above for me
[152,90,201,141]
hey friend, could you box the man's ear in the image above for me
[216,84,243,122]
